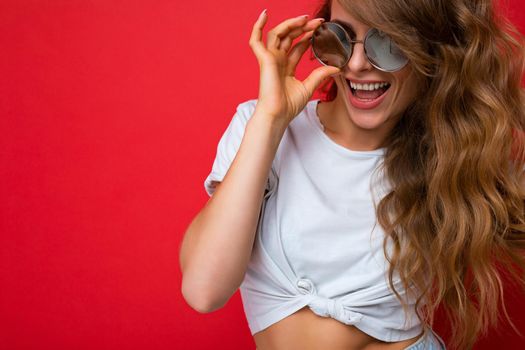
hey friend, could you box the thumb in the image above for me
[302,66,341,96]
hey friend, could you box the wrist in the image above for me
[251,108,289,134]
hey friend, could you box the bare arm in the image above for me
[179,112,286,313]
[180,8,339,313]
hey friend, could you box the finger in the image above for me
[267,14,310,50]
[279,18,325,52]
[286,31,315,75]
[302,65,342,97]
[249,9,269,60]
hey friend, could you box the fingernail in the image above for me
[316,18,325,22]
[298,14,309,19]
[260,9,267,18]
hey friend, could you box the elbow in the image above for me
[181,277,227,313]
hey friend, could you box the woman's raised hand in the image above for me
[249,10,341,125]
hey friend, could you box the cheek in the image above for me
[393,68,419,108]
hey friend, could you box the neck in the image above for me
[316,97,390,151]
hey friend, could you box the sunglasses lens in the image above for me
[364,28,408,72]
[312,23,409,72]
[312,22,351,68]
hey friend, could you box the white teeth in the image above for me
[349,81,389,90]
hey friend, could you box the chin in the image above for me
[348,110,390,130]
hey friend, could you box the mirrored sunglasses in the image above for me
[311,21,409,72]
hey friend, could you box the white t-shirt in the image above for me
[203,98,423,342]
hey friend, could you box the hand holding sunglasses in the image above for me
[311,21,409,72]
[249,10,341,124]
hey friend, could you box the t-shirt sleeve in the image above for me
[203,99,277,197]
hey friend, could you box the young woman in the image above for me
[180,0,525,349]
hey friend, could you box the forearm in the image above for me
[180,112,286,312]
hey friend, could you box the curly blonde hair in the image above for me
[310,1,525,349]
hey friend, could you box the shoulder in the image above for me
[233,99,258,122]
[234,98,314,120]
[230,99,314,137]
[216,99,258,137]
[237,98,258,110]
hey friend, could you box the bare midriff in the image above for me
[253,306,423,350]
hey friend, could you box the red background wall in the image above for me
[2,0,525,349]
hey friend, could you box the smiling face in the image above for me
[326,0,420,146]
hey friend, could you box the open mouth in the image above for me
[347,80,391,101]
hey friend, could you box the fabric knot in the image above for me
[308,296,363,325]
[296,278,316,295]
[295,277,364,325]
[309,296,364,325]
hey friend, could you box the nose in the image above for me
[346,42,373,73]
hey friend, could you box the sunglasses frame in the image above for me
[310,21,409,73]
